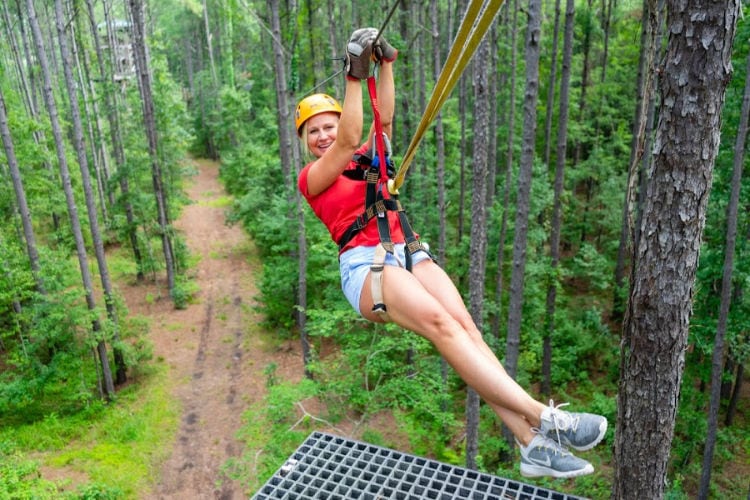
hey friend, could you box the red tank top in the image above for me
[298,146,407,254]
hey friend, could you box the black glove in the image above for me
[345,27,378,79]
[374,36,398,63]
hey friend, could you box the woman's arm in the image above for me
[376,61,395,138]
[365,58,395,147]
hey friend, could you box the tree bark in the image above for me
[613,0,739,496]
[613,0,660,320]
[267,0,293,191]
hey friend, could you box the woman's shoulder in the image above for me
[298,161,316,195]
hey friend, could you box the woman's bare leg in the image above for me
[360,264,546,445]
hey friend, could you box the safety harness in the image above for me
[337,76,430,322]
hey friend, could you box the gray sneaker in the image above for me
[540,401,607,451]
[519,433,594,479]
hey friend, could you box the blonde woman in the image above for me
[296,28,607,479]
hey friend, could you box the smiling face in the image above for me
[305,112,340,158]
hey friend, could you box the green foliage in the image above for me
[0,369,178,498]
[231,379,319,492]
[0,451,60,499]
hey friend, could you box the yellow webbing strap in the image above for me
[388,0,505,194]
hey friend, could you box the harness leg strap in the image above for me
[370,243,391,322]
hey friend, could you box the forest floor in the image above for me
[126,158,306,499]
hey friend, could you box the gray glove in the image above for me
[374,36,398,63]
[345,27,378,79]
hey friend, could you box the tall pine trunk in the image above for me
[27,0,115,399]
[0,87,45,295]
[465,34,492,471]
[613,0,739,496]
[491,0,518,341]
[541,0,574,397]
[613,0,660,320]
[129,0,177,299]
[89,0,146,282]
[54,0,127,386]
[505,0,542,379]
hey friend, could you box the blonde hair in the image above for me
[299,124,316,161]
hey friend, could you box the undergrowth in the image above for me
[0,364,178,499]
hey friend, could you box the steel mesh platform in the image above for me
[251,431,587,500]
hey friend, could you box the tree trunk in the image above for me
[129,0,177,298]
[325,0,342,99]
[202,0,218,85]
[599,0,613,83]
[0,87,45,295]
[491,0,518,341]
[724,361,742,427]
[87,0,145,282]
[613,0,739,496]
[2,0,35,119]
[505,0,542,380]
[429,0,451,412]
[267,0,293,191]
[6,0,62,235]
[465,34,492,471]
[542,0,561,168]
[54,0,127,386]
[613,0,660,320]
[456,0,468,245]
[268,0,312,377]
[486,25,498,203]
[504,0,542,454]
[697,40,749,500]
[72,8,114,221]
[27,0,115,399]
[542,0,574,397]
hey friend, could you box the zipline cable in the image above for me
[374,0,401,46]
[388,0,505,194]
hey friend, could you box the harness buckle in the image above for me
[372,303,388,314]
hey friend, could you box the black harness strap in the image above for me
[337,151,428,272]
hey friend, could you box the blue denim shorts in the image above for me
[339,244,432,314]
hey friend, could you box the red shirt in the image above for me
[298,145,407,254]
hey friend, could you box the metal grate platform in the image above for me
[252,431,587,500]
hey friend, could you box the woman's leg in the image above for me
[359,263,545,445]
[411,261,522,389]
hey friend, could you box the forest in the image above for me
[0,0,748,498]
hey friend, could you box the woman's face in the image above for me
[305,112,339,158]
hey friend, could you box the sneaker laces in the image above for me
[520,429,571,458]
[546,400,580,443]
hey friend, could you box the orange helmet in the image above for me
[295,93,342,135]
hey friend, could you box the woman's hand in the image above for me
[346,28,378,79]
[374,36,398,63]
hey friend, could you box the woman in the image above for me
[296,28,607,479]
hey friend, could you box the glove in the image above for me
[374,36,398,63]
[345,27,378,80]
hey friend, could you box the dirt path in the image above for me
[125,158,303,499]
